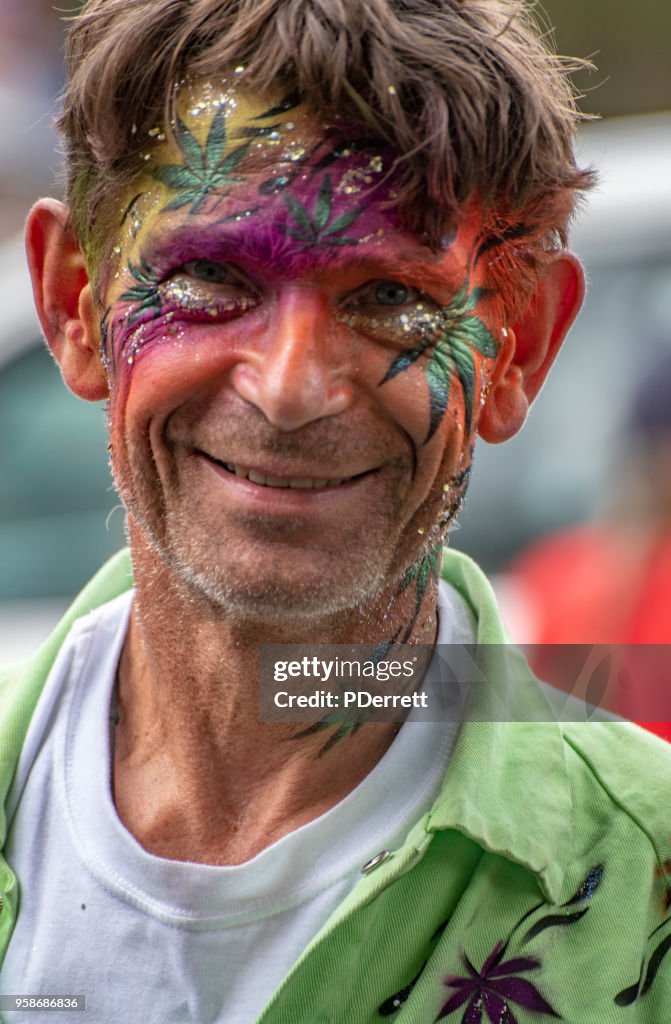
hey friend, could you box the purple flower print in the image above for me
[436,941,561,1023]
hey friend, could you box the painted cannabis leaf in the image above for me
[292,705,364,755]
[119,258,163,324]
[380,281,498,443]
[152,109,250,212]
[292,624,407,755]
[292,548,441,754]
[284,175,363,247]
[397,545,442,642]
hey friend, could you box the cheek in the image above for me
[104,321,243,451]
[374,353,483,457]
[374,369,444,448]
[104,290,265,377]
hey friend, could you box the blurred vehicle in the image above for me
[1,112,671,660]
[0,236,125,660]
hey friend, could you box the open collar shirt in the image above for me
[2,548,671,1022]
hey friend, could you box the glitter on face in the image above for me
[106,261,263,369]
[336,155,386,197]
[162,275,260,318]
[104,79,495,454]
[339,304,444,349]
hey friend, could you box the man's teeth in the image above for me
[225,464,347,489]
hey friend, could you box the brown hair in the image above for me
[58,0,595,311]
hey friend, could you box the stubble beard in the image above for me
[113,421,471,630]
[118,457,411,627]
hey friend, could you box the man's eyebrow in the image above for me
[138,219,464,295]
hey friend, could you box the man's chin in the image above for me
[156,539,392,625]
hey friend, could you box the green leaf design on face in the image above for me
[253,90,302,120]
[152,109,251,213]
[313,176,332,231]
[119,258,163,324]
[283,175,364,248]
[380,280,498,442]
[284,193,314,236]
[174,115,205,169]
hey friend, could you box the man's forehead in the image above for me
[109,78,481,288]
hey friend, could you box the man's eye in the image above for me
[182,260,235,284]
[348,279,423,310]
[374,281,413,306]
[340,279,442,346]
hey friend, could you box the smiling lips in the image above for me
[202,452,356,489]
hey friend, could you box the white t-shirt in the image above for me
[0,581,474,1023]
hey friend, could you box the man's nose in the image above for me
[231,286,352,431]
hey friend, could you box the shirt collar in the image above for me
[430,549,573,904]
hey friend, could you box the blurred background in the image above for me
[1,0,670,659]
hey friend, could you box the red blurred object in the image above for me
[508,525,671,741]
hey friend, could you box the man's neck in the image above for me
[112,534,440,866]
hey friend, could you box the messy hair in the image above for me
[58,0,595,313]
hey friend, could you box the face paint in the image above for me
[150,108,252,214]
[293,540,442,754]
[341,276,498,441]
[99,81,506,703]
[103,81,406,376]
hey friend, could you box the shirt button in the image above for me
[361,850,392,874]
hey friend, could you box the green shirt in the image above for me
[2,548,671,1022]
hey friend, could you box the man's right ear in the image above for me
[25,199,109,401]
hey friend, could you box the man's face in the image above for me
[99,81,500,618]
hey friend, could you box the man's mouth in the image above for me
[203,454,354,489]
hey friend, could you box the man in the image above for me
[1,1,670,1021]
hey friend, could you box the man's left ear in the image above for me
[478,252,585,443]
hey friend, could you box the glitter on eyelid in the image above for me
[116,277,260,368]
[339,305,444,346]
[161,276,261,317]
